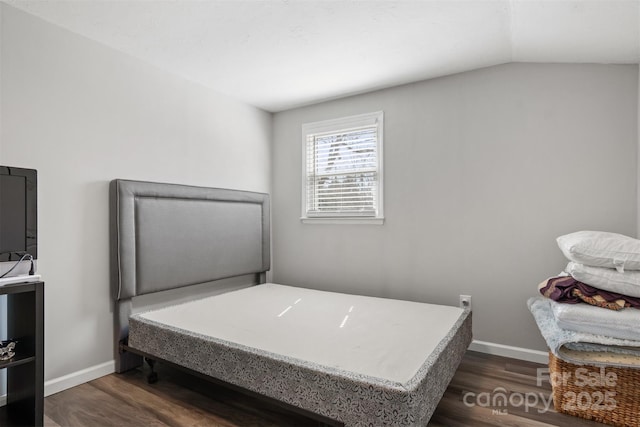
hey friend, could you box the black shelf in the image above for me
[0,354,36,370]
[0,404,39,427]
[0,280,44,427]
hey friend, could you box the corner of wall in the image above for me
[0,1,4,162]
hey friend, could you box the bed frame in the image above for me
[110,179,471,427]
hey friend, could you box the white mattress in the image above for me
[137,283,465,384]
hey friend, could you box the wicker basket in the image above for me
[549,352,640,427]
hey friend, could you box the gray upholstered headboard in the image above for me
[109,179,270,372]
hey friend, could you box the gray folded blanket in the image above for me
[528,297,640,368]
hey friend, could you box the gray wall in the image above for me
[272,63,638,352]
[0,4,271,386]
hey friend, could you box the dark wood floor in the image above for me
[44,351,606,427]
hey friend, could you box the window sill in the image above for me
[300,217,385,225]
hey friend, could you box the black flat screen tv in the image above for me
[0,166,37,266]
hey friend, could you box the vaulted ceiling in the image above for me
[6,0,640,112]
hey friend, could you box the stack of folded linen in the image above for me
[529,231,640,427]
[529,231,640,368]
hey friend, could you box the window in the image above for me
[302,111,383,224]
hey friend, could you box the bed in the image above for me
[110,179,472,426]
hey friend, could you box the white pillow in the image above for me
[566,262,640,298]
[557,230,640,272]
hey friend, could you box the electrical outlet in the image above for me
[459,295,472,311]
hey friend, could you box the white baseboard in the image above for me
[0,360,114,405]
[469,339,548,364]
[3,343,544,403]
[44,360,115,397]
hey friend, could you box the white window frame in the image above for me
[301,111,384,225]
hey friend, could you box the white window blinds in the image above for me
[302,112,383,221]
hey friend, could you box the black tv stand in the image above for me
[0,280,44,427]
